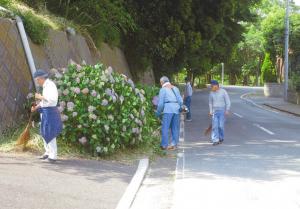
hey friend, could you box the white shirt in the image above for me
[40,79,58,107]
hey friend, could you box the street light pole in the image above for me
[221,62,224,85]
[284,0,290,101]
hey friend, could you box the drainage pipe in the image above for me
[16,16,37,89]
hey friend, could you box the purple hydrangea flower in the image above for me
[127,79,135,89]
[67,103,75,112]
[91,90,97,97]
[105,88,113,96]
[101,99,108,106]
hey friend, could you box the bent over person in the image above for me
[156,76,183,150]
[31,70,62,162]
[209,80,231,146]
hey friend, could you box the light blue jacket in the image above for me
[157,86,183,114]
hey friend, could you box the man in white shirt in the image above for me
[183,77,193,121]
[31,70,62,162]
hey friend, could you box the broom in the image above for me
[204,124,212,136]
[16,103,36,148]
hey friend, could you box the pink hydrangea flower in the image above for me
[63,89,69,96]
[78,137,87,145]
[73,87,81,94]
[82,88,89,94]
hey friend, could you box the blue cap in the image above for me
[33,69,48,79]
[210,80,219,86]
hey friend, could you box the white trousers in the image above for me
[43,138,57,160]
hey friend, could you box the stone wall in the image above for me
[288,90,300,105]
[0,17,133,132]
[0,18,32,131]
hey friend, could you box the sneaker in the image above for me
[38,155,48,160]
[160,146,167,150]
[186,119,192,122]
[219,139,224,143]
[167,146,176,150]
[212,142,220,146]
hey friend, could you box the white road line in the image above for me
[253,123,275,135]
[233,112,243,118]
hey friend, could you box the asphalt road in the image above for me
[0,153,136,209]
[172,87,300,209]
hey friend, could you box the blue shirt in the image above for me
[157,86,183,114]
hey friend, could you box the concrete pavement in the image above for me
[0,153,136,209]
[172,87,300,209]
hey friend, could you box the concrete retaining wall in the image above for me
[0,17,135,132]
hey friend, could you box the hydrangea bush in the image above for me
[52,63,159,155]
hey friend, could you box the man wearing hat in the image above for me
[156,76,183,150]
[209,80,231,145]
[183,77,193,121]
[31,69,62,162]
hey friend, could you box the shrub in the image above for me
[261,53,277,83]
[19,11,50,44]
[52,63,159,155]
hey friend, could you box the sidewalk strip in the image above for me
[233,112,243,118]
[179,114,185,142]
[253,124,275,135]
[240,93,280,114]
[116,158,149,209]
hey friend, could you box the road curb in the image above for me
[240,92,280,114]
[116,158,149,209]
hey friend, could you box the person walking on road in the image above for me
[156,76,183,150]
[209,80,231,146]
[183,77,193,121]
[31,69,62,162]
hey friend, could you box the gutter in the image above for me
[0,6,37,89]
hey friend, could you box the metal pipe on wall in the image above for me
[16,16,37,90]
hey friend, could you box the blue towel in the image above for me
[38,107,63,144]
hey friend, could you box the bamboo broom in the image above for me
[204,124,212,136]
[16,103,36,149]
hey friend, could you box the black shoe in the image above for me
[44,158,56,163]
[38,155,48,160]
[219,139,224,143]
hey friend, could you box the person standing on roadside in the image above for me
[209,80,231,146]
[31,69,62,162]
[183,77,193,121]
[156,76,183,150]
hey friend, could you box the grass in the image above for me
[0,123,165,164]
[0,0,83,44]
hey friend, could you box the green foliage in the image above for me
[261,53,277,83]
[0,0,11,7]
[124,0,260,81]
[18,11,50,44]
[25,0,136,47]
[52,63,159,155]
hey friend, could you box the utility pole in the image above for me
[221,63,224,85]
[284,0,290,101]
